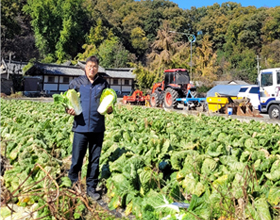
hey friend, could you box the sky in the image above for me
[171,0,279,10]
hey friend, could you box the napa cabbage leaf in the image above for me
[170,151,188,170]
[201,158,218,176]
[182,173,205,197]
[53,89,82,115]
[246,198,272,220]
[267,187,280,206]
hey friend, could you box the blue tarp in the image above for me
[206,85,248,97]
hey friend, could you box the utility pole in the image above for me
[169,31,196,79]
[256,55,261,75]
[188,35,196,79]
[8,52,12,80]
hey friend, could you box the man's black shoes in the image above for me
[87,189,101,201]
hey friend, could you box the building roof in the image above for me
[8,60,135,80]
[213,81,230,85]
[77,62,135,78]
[213,80,249,85]
[26,62,85,76]
[77,61,106,73]
[1,59,28,74]
[61,60,72,66]
[106,68,135,79]
[230,80,249,85]
[1,59,28,79]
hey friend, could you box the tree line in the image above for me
[1,0,280,88]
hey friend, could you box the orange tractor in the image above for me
[150,69,197,108]
[122,90,150,105]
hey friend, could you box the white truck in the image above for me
[237,68,280,119]
[258,68,280,119]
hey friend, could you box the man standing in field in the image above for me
[66,55,112,200]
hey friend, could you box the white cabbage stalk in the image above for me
[97,88,117,115]
[155,196,180,213]
[66,89,82,115]
[97,94,114,115]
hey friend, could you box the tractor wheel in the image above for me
[164,88,178,108]
[150,92,160,107]
[268,105,280,119]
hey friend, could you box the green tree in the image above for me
[229,48,257,83]
[261,6,280,43]
[131,64,156,90]
[261,40,280,68]
[170,42,190,69]
[1,0,21,40]
[194,35,218,82]
[183,6,207,38]
[75,18,113,62]
[162,4,186,31]
[148,23,180,70]
[216,49,231,79]
[98,36,132,68]
[23,0,89,62]
[87,18,107,47]
[0,0,39,61]
[196,3,240,50]
[75,44,98,63]
[238,10,266,51]
[224,7,266,53]
[93,0,189,63]
[55,17,75,63]
[131,27,149,56]
[95,0,134,29]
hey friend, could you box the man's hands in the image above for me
[66,108,76,116]
[107,106,113,114]
[66,107,112,115]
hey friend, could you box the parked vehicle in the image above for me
[122,90,150,105]
[258,68,280,119]
[207,92,261,117]
[149,69,197,108]
[234,68,280,119]
[237,85,260,110]
[176,89,207,111]
[121,68,280,120]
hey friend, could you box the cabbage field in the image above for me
[1,98,280,220]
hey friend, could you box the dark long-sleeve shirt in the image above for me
[69,74,110,133]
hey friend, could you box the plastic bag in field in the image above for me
[53,89,82,115]
[97,88,117,115]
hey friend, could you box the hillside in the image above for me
[1,0,280,86]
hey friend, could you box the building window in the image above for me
[63,77,69,83]
[113,79,118,85]
[48,76,54,82]
[124,79,129,85]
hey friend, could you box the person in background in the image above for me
[66,55,113,200]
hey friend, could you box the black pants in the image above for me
[68,132,104,191]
